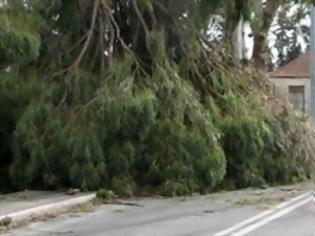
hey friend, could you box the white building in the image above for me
[269,52,310,113]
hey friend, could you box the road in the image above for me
[2,186,314,236]
[253,202,315,236]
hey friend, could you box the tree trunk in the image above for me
[232,16,247,60]
[225,1,247,60]
[252,0,282,70]
[233,16,245,59]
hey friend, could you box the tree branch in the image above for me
[73,0,100,69]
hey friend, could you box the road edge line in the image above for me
[231,196,312,236]
[213,191,312,236]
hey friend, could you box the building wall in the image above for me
[269,77,310,112]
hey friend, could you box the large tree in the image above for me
[0,0,230,192]
[0,0,313,194]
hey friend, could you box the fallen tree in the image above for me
[0,0,314,196]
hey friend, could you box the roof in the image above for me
[269,51,310,79]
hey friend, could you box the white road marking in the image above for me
[214,192,313,236]
[231,195,313,235]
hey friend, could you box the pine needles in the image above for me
[0,0,314,195]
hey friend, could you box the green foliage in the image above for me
[160,179,198,197]
[221,115,267,188]
[0,30,41,64]
[96,189,118,201]
[0,71,45,192]
[0,0,314,197]
[217,89,313,189]
[0,0,44,66]
[5,59,227,195]
[262,113,313,184]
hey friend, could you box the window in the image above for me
[288,85,305,112]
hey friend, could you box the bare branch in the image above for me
[72,0,100,69]
[131,0,150,37]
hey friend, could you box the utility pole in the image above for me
[310,5,315,119]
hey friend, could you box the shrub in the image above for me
[218,91,314,189]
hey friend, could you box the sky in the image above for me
[241,3,310,67]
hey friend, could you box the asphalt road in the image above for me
[2,188,314,236]
[253,202,315,236]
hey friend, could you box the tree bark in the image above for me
[224,0,246,60]
[252,0,282,70]
[232,16,247,60]
[224,1,239,46]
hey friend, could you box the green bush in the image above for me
[221,116,265,188]
[96,189,118,201]
[0,71,45,192]
[1,0,314,198]
[261,114,313,184]
[218,93,313,189]
[4,62,314,196]
[7,63,227,196]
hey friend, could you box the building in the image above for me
[269,52,310,113]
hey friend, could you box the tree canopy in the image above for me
[0,0,314,195]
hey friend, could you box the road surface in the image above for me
[253,202,315,236]
[2,186,314,236]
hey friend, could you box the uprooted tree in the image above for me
[0,0,314,196]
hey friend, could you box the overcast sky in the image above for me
[242,3,310,67]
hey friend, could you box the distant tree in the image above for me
[267,1,309,70]
[224,0,312,69]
